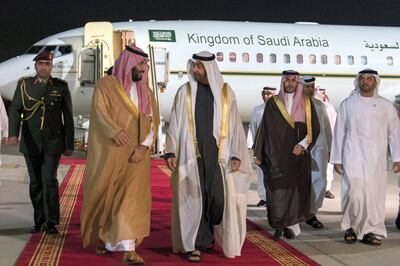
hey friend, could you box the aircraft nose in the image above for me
[0,56,35,100]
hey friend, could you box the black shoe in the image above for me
[396,212,400,230]
[46,224,59,235]
[256,200,267,207]
[283,228,295,239]
[344,228,357,244]
[360,232,381,246]
[306,216,324,229]
[30,225,43,234]
[325,190,335,199]
[273,229,283,240]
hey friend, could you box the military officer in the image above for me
[8,51,74,234]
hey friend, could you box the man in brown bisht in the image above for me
[254,70,320,240]
[80,45,159,265]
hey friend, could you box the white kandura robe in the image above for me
[248,103,266,201]
[330,93,400,239]
[166,83,253,258]
[309,98,332,215]
[0,96,8,167]
[324,101,337,191]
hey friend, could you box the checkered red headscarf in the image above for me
[112,46,151,115]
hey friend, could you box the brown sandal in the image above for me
[95,244,112,255]
[122,251,145,265]
[187,249,201,263]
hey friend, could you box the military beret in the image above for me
[33,51,54,61]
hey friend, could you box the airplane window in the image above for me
[256,53,263,63]
[387,56,393,66]
[334,55,341,65]
[57,45,73,56]
[242,53,249,63]
[321,55,328,64]
[296,54,303,64]
[361,56,367,65]
[43,45,58,53]
[25,45,44,54]
[347,55,354,65]
[216,52,224,62]
[309,54,316,64]
[270,54,277,63]
[229,52,236,62]
[283,54,290,64]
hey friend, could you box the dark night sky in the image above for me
[1,0,399,62]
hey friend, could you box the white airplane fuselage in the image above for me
[0,20,399,122]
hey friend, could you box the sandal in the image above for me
[95,244,112,255]
[187,249,201,263]
[344,228,357,244]
[122,251,145,265]
[360,233,381,246]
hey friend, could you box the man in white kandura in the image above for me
[316,88,337,199]
[248,86,276,207]
[302,76,332,229]
[330,69,400,246]
[165,51,253,262]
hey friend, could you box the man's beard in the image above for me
[131,71,143,81]
[360,85,374,92]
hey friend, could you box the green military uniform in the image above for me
[8,75,74,229]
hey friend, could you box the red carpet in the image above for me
[16,159,319,266]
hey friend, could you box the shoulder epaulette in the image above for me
[18,76,33,82]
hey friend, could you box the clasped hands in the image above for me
[112,130,147,163]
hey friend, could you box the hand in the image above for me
[166,157,177,171]
[63,150,73,156]
[230,159,241,172]
[129,145,147,163]
[7,136,19,145]
[254,158,262,165]
[112,130,131,146]
[292,144,304,156]
[1,137,8,145]
[334,164,344,175]
[394,162,400,173]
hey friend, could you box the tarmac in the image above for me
[1,145,399,266]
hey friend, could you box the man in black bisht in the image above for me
[8,51,74,235]
[254,70,320,240]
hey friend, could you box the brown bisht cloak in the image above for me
[254,95,319,230]
[80,76,159,247]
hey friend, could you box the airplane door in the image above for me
[148,45,170,154]
[148,46,170,103]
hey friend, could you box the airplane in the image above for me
[0,20,399,125]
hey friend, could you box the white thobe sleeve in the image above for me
[141,128,154,147]
[322,106,333,152]
[298,136,308,149]
[388,105,400,162]
[0,97,8,138]
[247,108,258,148]
[330,102,347,164]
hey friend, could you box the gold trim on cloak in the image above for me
[112,77,158,153]
[185,82,229,160]
[273,96,295,128]
[114,80,139,117]
[273,95,313,145]
[304,96,313,145]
